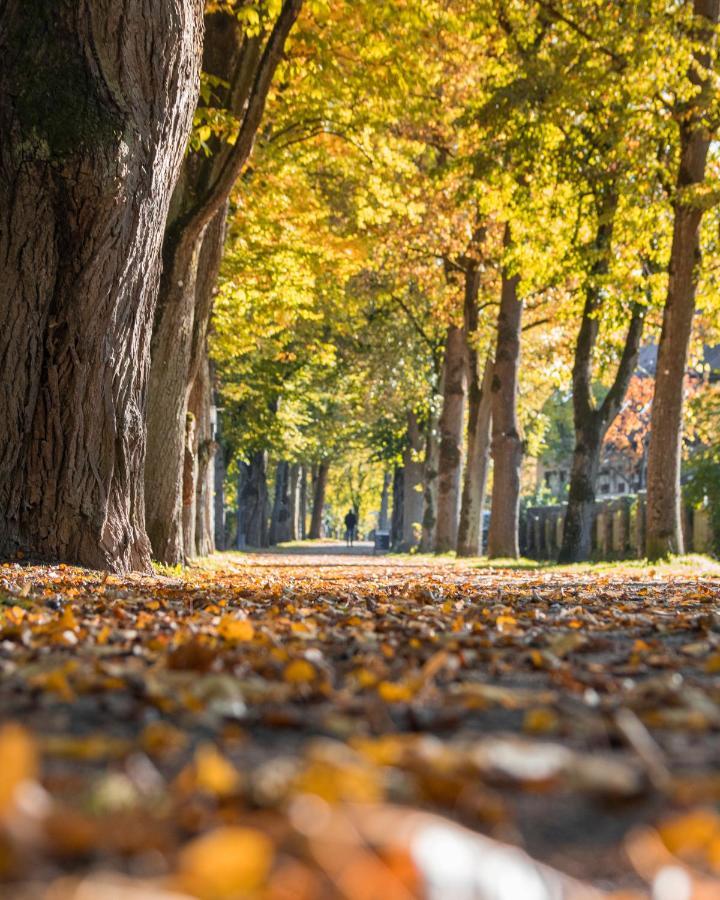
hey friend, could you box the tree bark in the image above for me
[457,259,492,558]
[487,228,524,559]
[558,192,646,563]
[0,0,202,572]
[181,413,197,561]
[235,463,248,549]
[401,411,425,549]
[269,460,291,545]
[242,451,269,548]
[144,1,303,564]
[646,0,720,559]
[379,470,391,532]
[299,465,308,539]
[190,353,215,556]
[308,461,329,539]
[287,463,301,541]
[391,466,405,550]
[457,356,493,557]
[434,325,468,553]
[420,404,441,552]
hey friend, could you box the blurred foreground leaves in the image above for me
[1,559,720,897]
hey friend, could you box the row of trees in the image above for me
[1,0,718,572]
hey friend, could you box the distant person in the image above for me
[344,509,358,547]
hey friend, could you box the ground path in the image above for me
[1,551,720,897]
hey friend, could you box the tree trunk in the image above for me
[269,460,291,545]
[488,228,523,559]
[434,325,467,552]
[183,353,216,559]
[144,2,303,565]
[235,463,248,549]
[457,356,493,557]
[391,466,405,550]
[242,451,269,548]
[308,461,329,539]
[420,405,441,552]
[299,465,308,539]
[457,258,492,558]
[0,0,202,572]
[646,0,720,558]
[401,411,425,549]
[288,463,300,541]
[558,192,645,564]
[379,471,391,532]
[181,413,197,561]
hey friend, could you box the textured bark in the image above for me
[181,414,197,561]
[269,461,291,545]
[646,0,720,559]
[235,463,247,549]
[288,463,300,541]
[434,325,468,553]
[457,260,492,558]
[308,461,329,540]
[401,411,425,549]
[299,465,308,540]
[0,0,202,572]
[378,471,391,532]
[145,2,303,564]
[420,405,440,552]
[457,356,493,558]
[192,357,216,557]
[559,193,645,564]
[391,466,405,550]
[242,451,269,548]
[488,230,523,559]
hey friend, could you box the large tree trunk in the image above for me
[457,258,492,558]
[288,463,301,541]
[558,192,645,564]
[401,411,425,549]
[144,2,303,565]
[487,230,523,559]
[457,356,493,557]
[269,460,291,545]
[0,0,202,572]
[308,461,329,539]
[434,325,467,552]
[242,451,269,548]
[646,0,720,559]
[193,362,216,558]
[299,465,308,539]
[420,405,441,552]
[391,466,405,550]
[378,471,391,532]
[235,463,248,549]
[181,414,197,561]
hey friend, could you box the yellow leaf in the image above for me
[218,615,254,643]
[377,681,413,703]
[0,722,37,817]
[524,707,560,734]
[283,659,316,684]
[177,826,273,897]
[177,743,241,798]
[495,614,518,633]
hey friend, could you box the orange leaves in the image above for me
[0,723,37,819]
[283,658,317,684]
[1,560,720,896]
[176,826,273,897]
[217,614,255,643]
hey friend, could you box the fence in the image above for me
[521,493,715,561]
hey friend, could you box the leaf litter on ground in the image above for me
[1,554,720,897]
